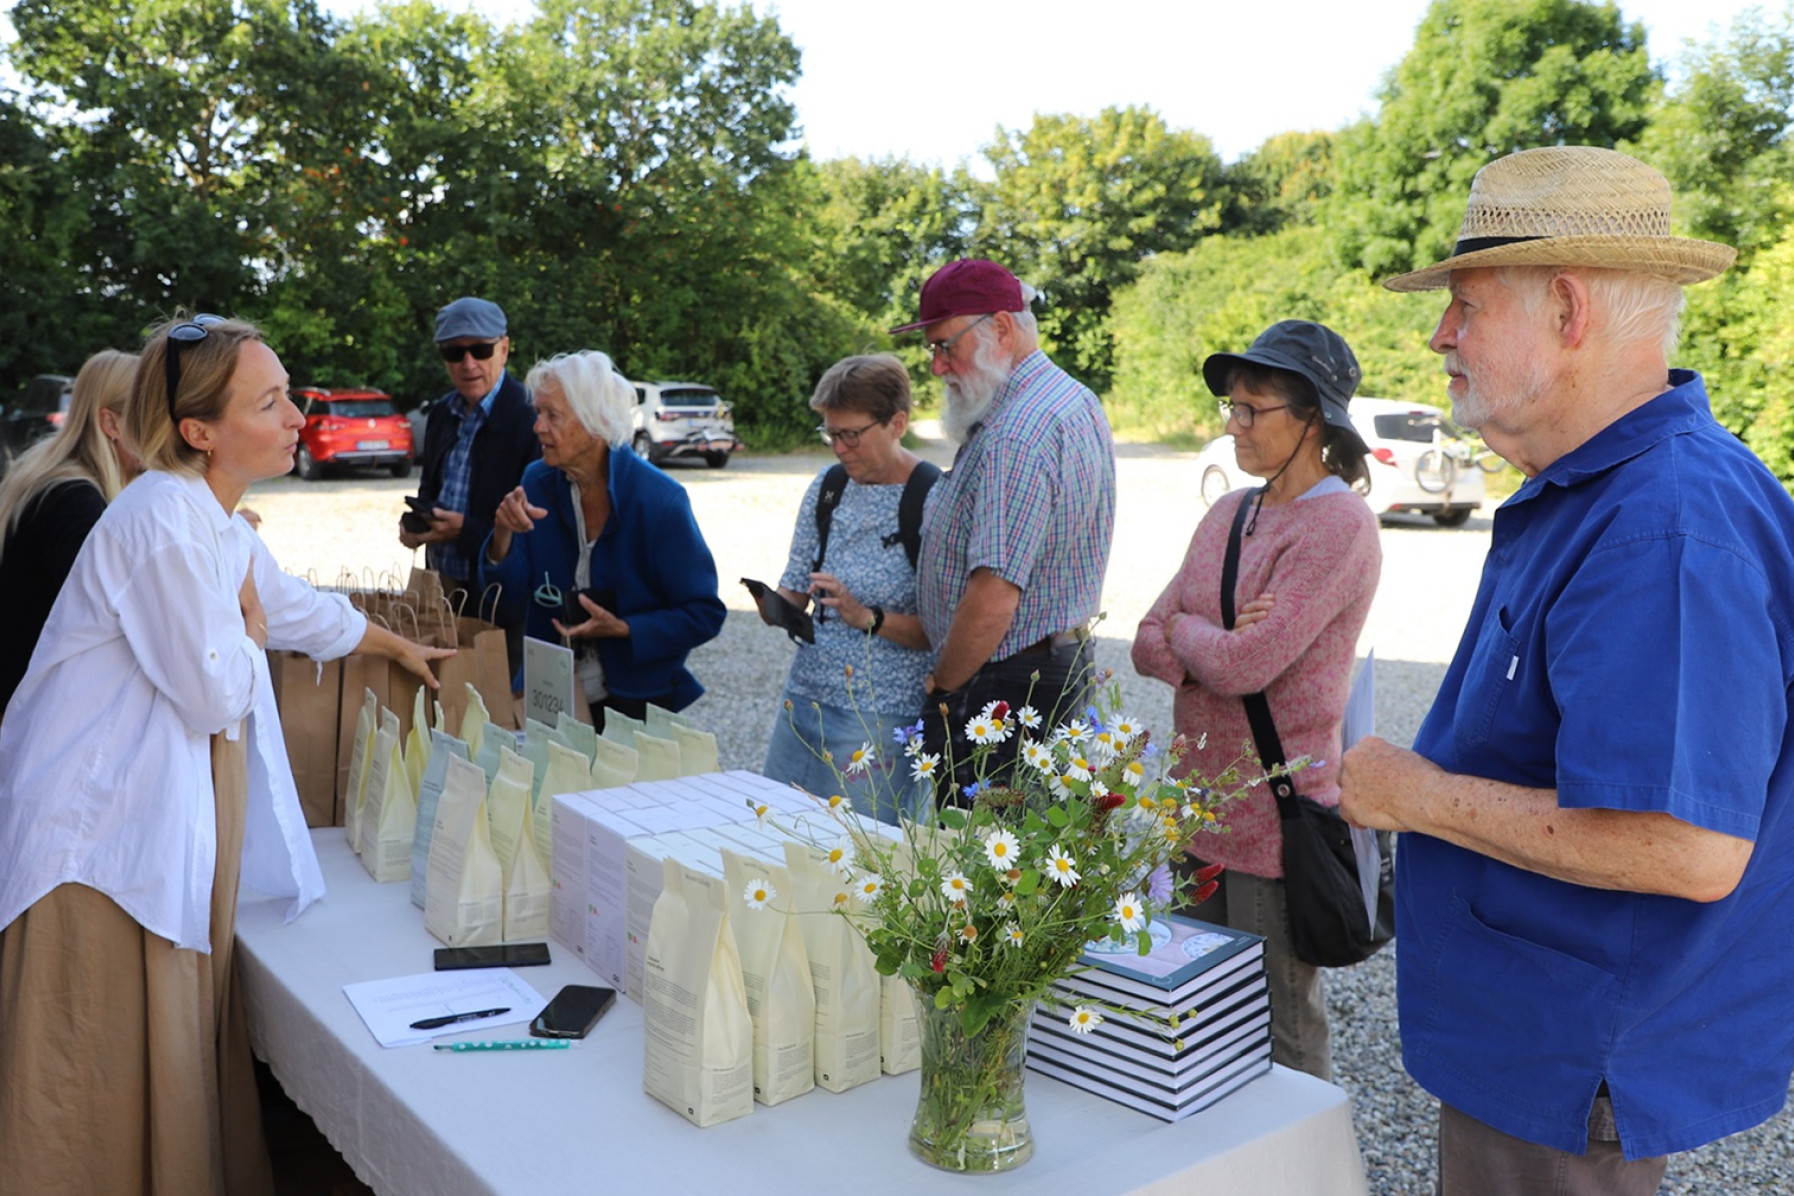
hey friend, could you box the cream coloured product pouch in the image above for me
[642,858,754,1127]
[532,740,591,870]
[590,735,638,787]
[504,813,553,942]
[670,724,719,776]
[643,702,693,737]
[521,717,555,801]
[880,974,920,1075]
[555,710,598,765]
[632,731,682,782]
[720,849,815,1106]
[410,729,470,909]
[783,841,881,1092]
[404,685,430,803]
[343,688,378,852]
[425,754,504,947]
[602,708,646,746]
[484,746,535,877]
[461,684,490,761]
[359,709,416,883]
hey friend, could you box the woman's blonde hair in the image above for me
[0,349,140,565]
[128,314,265,475]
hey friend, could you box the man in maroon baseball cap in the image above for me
[891,258,1116,798]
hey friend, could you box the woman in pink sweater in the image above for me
[1132,320,1382,1081]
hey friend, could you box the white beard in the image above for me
[941,338,1013,445]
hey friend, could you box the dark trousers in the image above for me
[590,693,677,734]
[922,638,1094,802]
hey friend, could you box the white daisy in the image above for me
[1015,705,1042,730]
[853,874,883,903]
[965,716,1001,744]
[1064,756,1093,783]
[824,839,855,880]
[844,742,877,776]
[1112,890,1146,933]
[940,872,973,902]
[1020,739,1055,775]
[1043,845,1081,888]
[982,828,1020,871]
[1059,717,1093,744]
[1111,714,1144,745]
[1003,923,1025,948]
[911,752,941,783]
[1068,1006,1104,1035]
[742,879,776,910]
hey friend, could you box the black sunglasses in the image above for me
[164,313,227,426]
[439,341,500,363]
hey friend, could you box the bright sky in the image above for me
[2,0,1775,163]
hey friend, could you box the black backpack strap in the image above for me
[812,465,849,573]
[893,460,942,570]
[1221,488,1300,818]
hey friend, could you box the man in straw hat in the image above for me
[1341,145,1794,1193]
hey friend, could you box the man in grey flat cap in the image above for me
[404,296,540,669]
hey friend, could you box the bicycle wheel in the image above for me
[1414,450,1458,494]
[1475,450,1505,474]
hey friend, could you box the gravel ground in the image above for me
[245,436,1792,1195]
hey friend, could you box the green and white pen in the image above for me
[433,1039,571,1052]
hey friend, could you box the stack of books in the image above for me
[1026,914,1272,1122]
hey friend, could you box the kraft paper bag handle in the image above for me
[478,583,504,626]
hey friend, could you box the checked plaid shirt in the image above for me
[427,383,498,581]
[918,349,1115,661]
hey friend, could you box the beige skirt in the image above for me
[0,732,276,1196]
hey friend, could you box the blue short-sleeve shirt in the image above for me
[1400,372,1794,1159]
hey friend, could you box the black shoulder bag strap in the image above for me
[812,464,849,573]
[1221,488,1300,818]
[886,459,942,570]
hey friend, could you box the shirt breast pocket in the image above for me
[1454,606,1521,750]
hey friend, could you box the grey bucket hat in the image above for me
[1202,320,1363,441]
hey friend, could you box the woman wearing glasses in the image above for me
[756,355,940,822]
[482,349,724,725]
[1131,320,1382,1082]
[0,315,449,1195]
[0,348,141,715]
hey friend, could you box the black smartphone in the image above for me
[401,495,434,534]
[530,984,616,1039]
[433,942,552,971]
[740,577,815,645]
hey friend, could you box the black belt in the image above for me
[1000,629,1083,661]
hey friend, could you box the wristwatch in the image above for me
[865,605,886,636]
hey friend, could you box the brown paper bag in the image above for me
[268,650,343,826]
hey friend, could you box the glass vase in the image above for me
[907,991,1035,1173]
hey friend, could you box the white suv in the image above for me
[629,381,740,469]
[1192,396,1498,527]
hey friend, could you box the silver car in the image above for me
[1193,396,1499,527]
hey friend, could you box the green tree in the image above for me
[1630,8,1794,256]
[1224,130,1338,237]
[975,106,1232,391]
[1331,0,1659,278]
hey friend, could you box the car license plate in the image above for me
[357,439,389,451]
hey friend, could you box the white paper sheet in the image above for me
[344,968,550,1048]
[1341,652,1380,931]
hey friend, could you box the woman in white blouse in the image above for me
[0,315,448,1195]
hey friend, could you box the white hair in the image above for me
[526,350,634,447]
[1496,265,1684,357]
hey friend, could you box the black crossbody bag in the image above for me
[1222,489,1395,968]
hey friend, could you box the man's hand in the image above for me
[399,507,463,549]
[1339,735,1439,831]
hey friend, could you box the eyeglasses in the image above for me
[439,341,500,363]
[816,419,885,448]
[1217,399,1292,429]
[926,313,993,360]
[164,314,227,426]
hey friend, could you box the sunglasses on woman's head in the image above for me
[164,313,227,426]
[439,341,500,364]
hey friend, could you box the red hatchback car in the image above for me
[291,387,413,480]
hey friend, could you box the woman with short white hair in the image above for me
[481,350,725,724]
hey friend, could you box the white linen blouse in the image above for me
[0,470,366,950]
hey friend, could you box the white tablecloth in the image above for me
[236,832,1370,1196]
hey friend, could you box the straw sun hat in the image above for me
[1382,146,1736,292]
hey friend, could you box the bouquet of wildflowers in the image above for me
[818,675,1261,1036]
